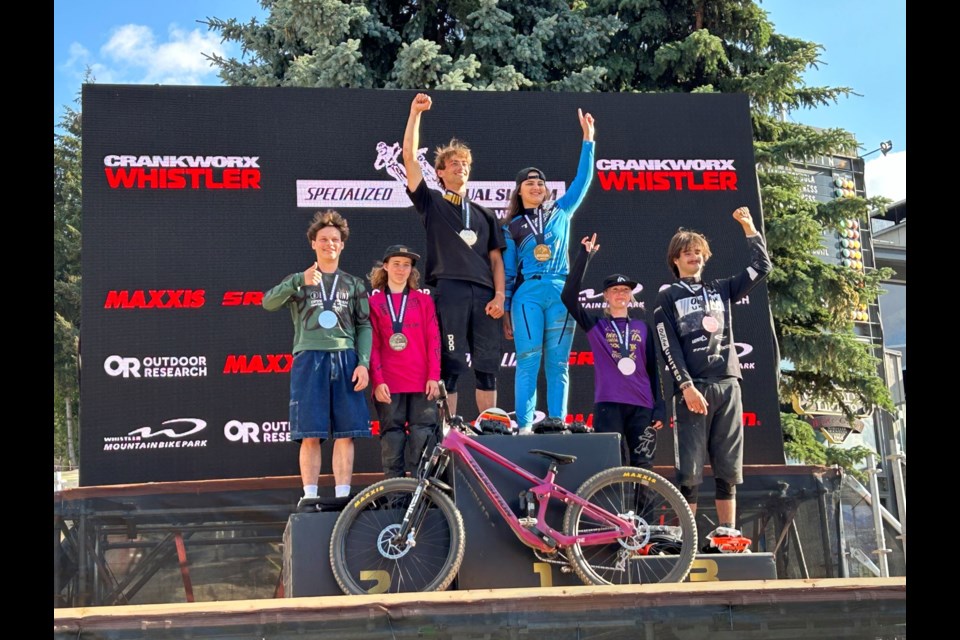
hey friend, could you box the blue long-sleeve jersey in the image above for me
[502,140,595,312]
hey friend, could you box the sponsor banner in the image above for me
[103,155,261,190]
[595,158,737,192]
[104,290,205,309]
[223,419,292,444]
[104,355,208,378]
[223,354,293,374]
[102,418,209,452]
[296,179,566,210]
[82,86,782,485]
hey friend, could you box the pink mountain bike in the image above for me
[329,382,697,594]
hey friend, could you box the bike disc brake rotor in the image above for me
[377,524,414,559]
[616,512,650,552]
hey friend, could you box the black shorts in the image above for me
[434,278,501,377]
[672,378,743,486]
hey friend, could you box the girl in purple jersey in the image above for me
[561,234,665,470]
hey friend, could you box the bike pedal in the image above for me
[519,517,539,527]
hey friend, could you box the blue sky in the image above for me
[54,0,905,200]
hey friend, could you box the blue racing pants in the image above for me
[511,276,575,428]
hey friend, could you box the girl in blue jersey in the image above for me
[502,109,595,433]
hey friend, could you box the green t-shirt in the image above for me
[262,269,372,367]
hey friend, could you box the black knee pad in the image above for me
[443,374,459,394]
[715,478,736,500]
[475,370,497,391]
[680,485,699,504]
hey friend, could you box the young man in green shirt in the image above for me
[263,210,372,510]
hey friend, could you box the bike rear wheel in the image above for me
[563,467,697,585]
[329,478,465,595]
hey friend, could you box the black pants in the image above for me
[593,402,658,470]
[376,392,439,478]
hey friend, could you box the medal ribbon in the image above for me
[679,279,715,324]
[523,206,546,245]
[317,273,340,311]
[608,318,632,359]
[385,287,409,334]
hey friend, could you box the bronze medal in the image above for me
[388,333,408,351]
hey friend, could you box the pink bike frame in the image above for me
[439,428,638,552]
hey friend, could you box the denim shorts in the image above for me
[289,350,371,441]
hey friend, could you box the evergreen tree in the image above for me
[206,1,893,428]
[54,95,83,467]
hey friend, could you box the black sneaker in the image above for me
[296,497,322,513]
[534,417,567,434]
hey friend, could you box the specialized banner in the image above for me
[81,85,783,485]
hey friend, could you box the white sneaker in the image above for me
[517,426,534,436]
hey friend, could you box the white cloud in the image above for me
[62,42,90,71]
[69,22,229,87]
[101,24,156,65]
[865,150,906,202]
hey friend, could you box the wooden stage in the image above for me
[55,577,906,639]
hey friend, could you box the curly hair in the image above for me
[307,210,350,243]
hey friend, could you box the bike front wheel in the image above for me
[329,478,465,595]
[563,467,697,585]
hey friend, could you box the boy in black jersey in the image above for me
[401,93,507,418]
[653,206,771,551]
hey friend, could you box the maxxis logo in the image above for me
[223,354,293,374]
[104,290,205,309]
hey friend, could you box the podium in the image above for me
[281,432,778,596]
[452,432,623,589]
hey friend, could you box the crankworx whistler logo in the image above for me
[103,155,261,190]
[296,141,566,214]
[595,158,737,192]
[102,418,209,451]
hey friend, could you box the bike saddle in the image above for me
[528,449,576,465]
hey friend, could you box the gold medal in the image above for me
[533,243,552,261]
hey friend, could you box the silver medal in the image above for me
[617,358,637,375]
[318,310,338,329]
[460,229,478,246]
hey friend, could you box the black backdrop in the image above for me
[81,85,784,486]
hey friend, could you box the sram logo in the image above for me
[222,291,264,306]
[104,290,205,309]
[223,354,293,374]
